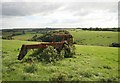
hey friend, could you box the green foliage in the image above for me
[80,27,120,32]
[59,50,65,59]
[40,46,58,63]
[63,44,76,58]
[28,44,75,63]
[50,72,68,81]
[109,42,120,47]
[27,46,60,63]
[32,30,70,42]
[80,72,92,78]
[30,35,37,41]
[24,64,37,73]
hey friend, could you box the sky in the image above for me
[1,0,119,29]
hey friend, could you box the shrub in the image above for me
[63,44,76,58]
[27,44,75,63]
[59,49,65,59]
[29,30,70,42]
[109,42,120,47]
[40,46,58,63]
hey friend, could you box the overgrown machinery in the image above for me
[18,33,74,60]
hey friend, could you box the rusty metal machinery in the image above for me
[18,34,73,60]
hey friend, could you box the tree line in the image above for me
[77,28,120,32]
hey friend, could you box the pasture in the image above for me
[11,30,119,47]
[69,30,119,46]
[2,39,119,81]
[13,33,42,41]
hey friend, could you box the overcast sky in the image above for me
[1,0,119,29]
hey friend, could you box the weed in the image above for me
[100,77,118,82]
[50,73,68,81]
[80,72,93,78]
[24,64,37,73]
[103,65,112,69]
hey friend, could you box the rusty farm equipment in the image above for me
[18,33,74,60]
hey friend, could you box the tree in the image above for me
[22,30,25,34]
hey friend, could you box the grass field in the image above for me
[69,30,119,46]
[2,40,119,81]
[12,30,119,47]
[13,33,43,41]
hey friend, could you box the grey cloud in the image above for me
[2,2,117,17]
[2,2,63,16]
[0,3,2,16]
[62,2,117,16]
[2,2,118,28]
[118,2,120,27]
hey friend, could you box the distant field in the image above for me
[69,30,119,46]
[13,33,43,41]
[3,30,119,47]
[2,40,119,81]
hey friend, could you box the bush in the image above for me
[39,46,58,63]
[63,44,76,58]
[109,42,120,47]
[29,30,70,42]
[27,44,75,63]
[59,49,65,59]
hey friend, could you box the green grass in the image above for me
[13,33,42,41]
[4,30,119,47]
[2,40,119,81]
[69,30,119,46]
